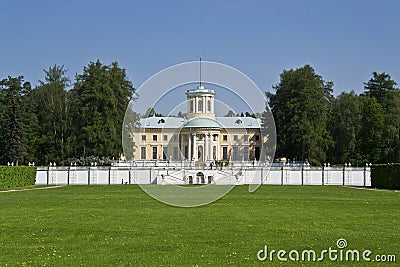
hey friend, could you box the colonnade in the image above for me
[180,132,219,161]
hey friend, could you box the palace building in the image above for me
[133,85,264,163]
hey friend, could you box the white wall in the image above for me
[36,166,371,186]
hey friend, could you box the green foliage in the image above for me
[225,110,236,117]
[0,76,30,165]
[268,69,400,165]
[68,61,135,159]
[359,96,385,163]
[328,91,362,165]
[65,156,112,166]
[2,63,400,166]
[122,106,141,160]
[267,65,333,165]
[361,72,400,163]
[0,166,36,189]
[364,72,397,102]
[143,107,163,117]
[371,164,400,189]
[29,65,69,165]
[214,160,230,168]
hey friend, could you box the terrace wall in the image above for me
[35,164,371,186]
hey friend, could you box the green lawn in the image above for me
[0,185,398,266]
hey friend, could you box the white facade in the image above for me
[36,165,371,187]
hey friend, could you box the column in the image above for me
[216,134,220,160]
[204,133,208,161]
[192,133,197,161]
[209,133,213,160]
[180,134,184,160]
[188,133,192,161]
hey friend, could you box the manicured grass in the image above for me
[0,185,398,266]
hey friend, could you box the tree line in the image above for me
[267,65,400,166]
[0,62,399,166]
[0,61,135,166]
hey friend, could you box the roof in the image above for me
[139,116,261,129]
[139,117,185,129]
[215,117,261,129]
[185,86,215,97]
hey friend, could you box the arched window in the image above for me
[198,99,203,112]
[207,100,211,112]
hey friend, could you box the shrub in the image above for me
[0,166,36,190]
[371,164,400,190]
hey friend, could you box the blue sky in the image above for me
[1,0,399,96]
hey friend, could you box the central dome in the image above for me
[183,117,222,128]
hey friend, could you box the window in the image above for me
[244,135,249,142]
[198,99,203,111]
[255,147,260,160]
[190,100,193,112]
[232,146,239,161]
[233,135,238,141]
[198,146,203,161]
[173,147,179,160]
[162,147,168,160]
[222,147,228,160]
[255,135,260,141]
[243,146,249,160]
[141,135,146,141]
[153,135,157,141]
[152,147,158,159]
[223,135,228,141]
[163,135,168,141]
[140,147,146,160]
[207,100,211,112]
[173,135,178,141]
[213,146,216,160]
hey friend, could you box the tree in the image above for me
[68,60,135,158]
[364,72,397,102]
[143,107,163,117]
[327,91,362,165]
[267,65,333,165]
[225,110,236,117]
[122,104,141,161]
[381,90,400,162]
[260,106,276,162]
[0,76,31,165]
[363,72,400,163]
[358,96,384,163]
[29,65,70,165]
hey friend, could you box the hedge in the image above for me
[0,166,36,190]
[371,164,400,190]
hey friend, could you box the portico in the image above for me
[179,130,220,161]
